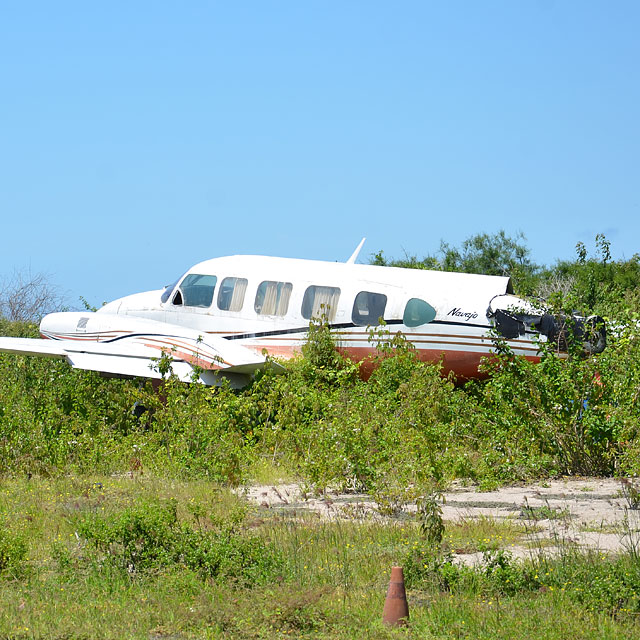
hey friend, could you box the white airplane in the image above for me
[0,241,605,387]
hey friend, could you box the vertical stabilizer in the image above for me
[346,237,366,264]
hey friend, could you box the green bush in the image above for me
[405,540,640,618]
[3,243,640,492]
[75,499,283,586]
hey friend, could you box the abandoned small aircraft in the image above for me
[0,241,605,387]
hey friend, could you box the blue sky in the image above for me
[1,1,638,306]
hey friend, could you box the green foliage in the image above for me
[76,498,282,585]
[372,230,539,294]
[2,289,639,492]
[2,476,640,638]
[374,231,640,307]
[367,235,640,486]
[471,348,603,480]
[520,502,570,520]
[2,233,640,493]
[544,234,640,315]
[620,478,640,510]
[402,545,464,591]
[369,249,440,271]
[405,543,640,617]
[0,323,143,476]
[546,551,640,615]
[439,230,538,285]
[416,492,445,546]
[139,380,258,483]
[265,325,467,500]
[299,313,359,387]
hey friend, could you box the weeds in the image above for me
[0,476,640,638]
[520,500,571,521]
[416,492,445,546]
[0,524,27,579]
[74,498,283,586]
[620,478,640,509]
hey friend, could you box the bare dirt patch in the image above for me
[241,478,640,563]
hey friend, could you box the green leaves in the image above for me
[75,498,283,586]
[2,271,640,494]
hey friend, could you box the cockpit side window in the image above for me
[218,277,248,312]
[161,276,183,303]
[173,274,217,308]
[403,298,436,327]
[352,291,387,326]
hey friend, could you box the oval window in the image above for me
[403,298,436,327]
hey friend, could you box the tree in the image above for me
[539,234,640,315]
[369,250,439,271]
[438,230,537,278]
[371,230,539,294]
[0,270,66,322]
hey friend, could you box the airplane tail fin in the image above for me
[346,237,366,264]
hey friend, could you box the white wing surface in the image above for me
[0,313,280,387]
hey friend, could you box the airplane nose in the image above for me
[40,312,93,337]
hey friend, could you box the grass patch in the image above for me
[443,515,534,554]
[245,455,297,486]
[1,474,640,638]
[520,502,571,521]
[579,522,625,534]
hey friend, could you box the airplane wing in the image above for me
[0,316,282,387]
[0,337,71,358]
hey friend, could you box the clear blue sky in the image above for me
[1,1,638,306]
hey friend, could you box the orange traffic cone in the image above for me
[382,566,409,626]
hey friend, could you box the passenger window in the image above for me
[217,277,248,312]
[403,298,436,327]
[301,285,341,321]
[174,274,217,308]
[352,291,387,326]
[255,281,292,316]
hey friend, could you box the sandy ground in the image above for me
[241,478,640,563]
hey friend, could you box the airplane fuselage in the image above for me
[2,253,604,386]
[79,255,540,380]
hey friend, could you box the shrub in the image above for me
[75,499,283,586]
